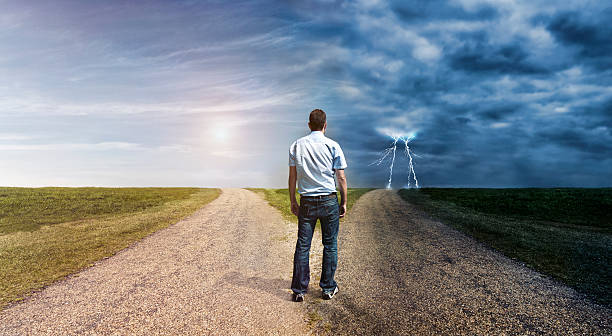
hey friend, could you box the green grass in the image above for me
[247,188,373,222]
[398,188,612,307]
[0,187,212,234]
[0,187,220,310]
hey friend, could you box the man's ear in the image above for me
[308,122,311,130]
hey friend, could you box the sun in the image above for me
[212,125,230,142]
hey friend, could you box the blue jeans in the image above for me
[291,195,340,295]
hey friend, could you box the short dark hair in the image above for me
[309,109,326,131]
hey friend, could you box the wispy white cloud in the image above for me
[0,133,33,141]
[0,142,200,152]
[0,142,143,151]
[210,150,259,159]
[491,122,510,128]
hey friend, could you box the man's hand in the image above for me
[339,203,346,218]
[291,201,300,217]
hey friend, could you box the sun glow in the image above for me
[212,126,230,141]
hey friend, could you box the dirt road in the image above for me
[1,188,609,335]
[0,189,311,335]
[309,189,611,335]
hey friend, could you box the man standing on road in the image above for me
[288,109,348,303]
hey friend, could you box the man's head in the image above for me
[308,109,327,132]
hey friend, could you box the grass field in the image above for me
[399,188,612,307]
[0,187,220,310]
[247,188,373,222]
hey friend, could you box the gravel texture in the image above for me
[0,189,310,335]
[309,189,611,335]
[2,188,610,335]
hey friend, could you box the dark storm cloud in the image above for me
[390,0,499,23]
[449,43,549,75]
[534,128,612,156]
[392,75,453,102]
[477,104,521,121]
[272,0,612,187]
[587,98,612,130]
[547,10,612,69]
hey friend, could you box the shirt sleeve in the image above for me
[288,141,297,167]
[332,144,347,170]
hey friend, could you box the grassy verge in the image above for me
[398,188,612,307]
[246,188,373,222]
[0,187,220,310]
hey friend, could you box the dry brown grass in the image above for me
[0,188,220,310]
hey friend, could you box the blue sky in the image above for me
[1,0,610,188]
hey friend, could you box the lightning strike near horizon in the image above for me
[403,136,419,189]
[370,137,396,189]
[371,131,420,189]
[386,136,401,189]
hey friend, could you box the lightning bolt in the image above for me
[371,133,420,189]
[371,136,401,189]
[403,137,419,189]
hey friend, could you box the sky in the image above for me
[1,0,611,188]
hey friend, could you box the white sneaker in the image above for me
[322,286,339,300]
[292,292,304,302]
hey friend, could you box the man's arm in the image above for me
[336,169,347,218]
[289,166,299,217]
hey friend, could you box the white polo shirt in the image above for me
[289,131,347,196]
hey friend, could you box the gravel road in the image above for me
[309,189,611,335]
[0,189,311,335]
[1,188,609,335]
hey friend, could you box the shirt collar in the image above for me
[310,131,324,137]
